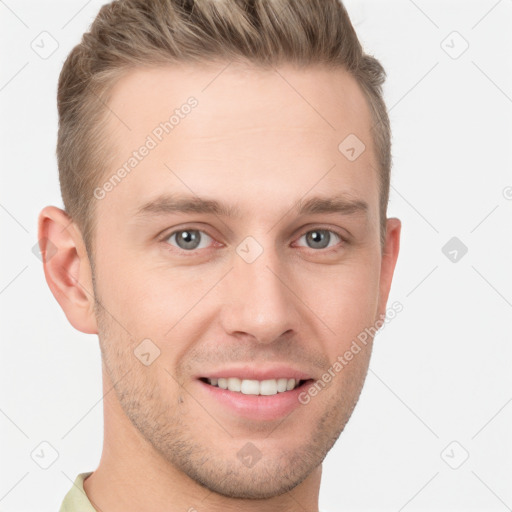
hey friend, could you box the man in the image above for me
[39,0,401,510]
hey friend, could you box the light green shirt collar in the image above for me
[59,472,96,512]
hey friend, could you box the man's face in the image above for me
[91,62,391,498]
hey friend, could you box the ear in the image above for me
[37,206,98,334]
[376,217,401,320]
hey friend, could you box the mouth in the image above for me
[199,377,312,395]
[195,366,316,421]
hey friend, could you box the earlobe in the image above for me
[377,217,401,320]
[37,206,98,335]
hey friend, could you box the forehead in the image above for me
[99,62,379,221]
[107,61,374,144]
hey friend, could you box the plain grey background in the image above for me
[1,0,511,510]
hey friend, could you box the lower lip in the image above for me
[196,379,313,421]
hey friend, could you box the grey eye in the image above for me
[167,230,212,251]
[299,230,341,250]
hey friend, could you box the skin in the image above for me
[39,62,400,512]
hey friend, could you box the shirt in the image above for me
[59,472,96,512]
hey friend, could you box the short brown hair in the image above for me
[57,0,391,255]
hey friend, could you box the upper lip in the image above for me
[198,365,314,381]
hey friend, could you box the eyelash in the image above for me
[160,226,348,256]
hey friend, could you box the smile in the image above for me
[202,377,306,395]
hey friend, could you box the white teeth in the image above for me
[227,377,241,392]
[260,379,278,395]
[241,379,260,395]
[206,377,302,395]
[277,378,288,392]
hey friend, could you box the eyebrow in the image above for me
[134,193,368,219]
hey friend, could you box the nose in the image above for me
[218,242,301,345]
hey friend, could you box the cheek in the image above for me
[93,245,181,324]
[300,259,381,337]
[94,260,208,373]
